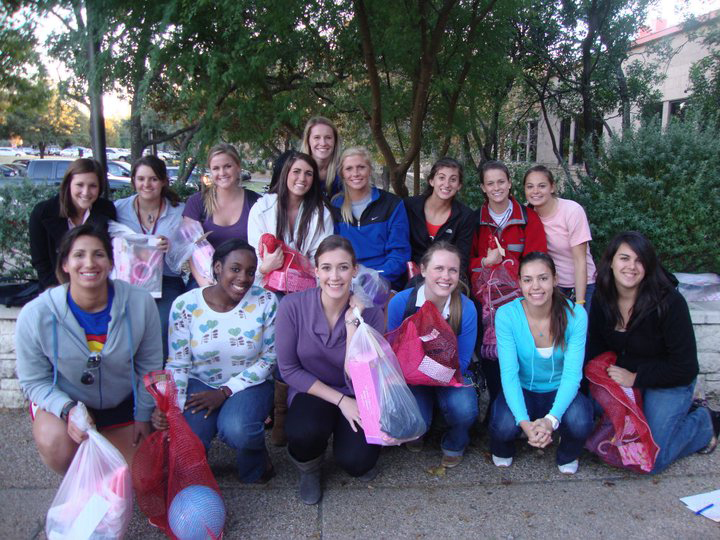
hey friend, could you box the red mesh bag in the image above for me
[259,233,316,293]
[584,352,659,473]
[471,260,522,360]
[385,301,464,387]
[132,371,225,539]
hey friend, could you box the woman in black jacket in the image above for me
[29,158,116,290]
[586,231,719,472]
[404,158,475,280]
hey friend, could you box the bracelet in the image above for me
[219,386,232,399]
[337,394,345,406]
[576,300,586,305]
[345,317,360,327]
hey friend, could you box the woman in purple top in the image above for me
[277,235,384,505]
[183,143,261,286]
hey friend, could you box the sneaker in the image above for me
[492,455,513,467]
[699,407,720,455]
[558,459,579,474]
[358,465,379,482]
[405,437,424,453]
[440,454,463,468]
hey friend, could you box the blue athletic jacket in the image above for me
[332,187,411,290]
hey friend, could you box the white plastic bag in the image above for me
[346,308,426,446]
[352,265,391,307]
[166,220,215,283]
[675,272,720,301]
[108,221,164,298]
[46,403,132,540]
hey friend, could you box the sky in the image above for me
[31,0,720,122]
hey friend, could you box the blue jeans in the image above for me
[490,388,593,465]
[183,378,274,482]
[642,382,713,474]
[559,283,595,313]
[410,377,479,456]
[156,275,186,363]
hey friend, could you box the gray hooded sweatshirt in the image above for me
[15,279,163,421]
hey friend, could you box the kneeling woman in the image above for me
[16,225,163,474]
[387,242,479,468]
[587,231,718,472]
[490,252,592,474]
[160,239,279,483]
[277,235,384,505]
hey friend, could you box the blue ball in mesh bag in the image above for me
[168,485,226,539]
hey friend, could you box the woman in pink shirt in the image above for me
[524,165,596,310]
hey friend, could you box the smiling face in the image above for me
[341,154,371,195]
[286,158,315,200]
[308,124,335,164]
[69,172,100,214]
[481,168,511,207]
[133,164,165,203]
[62,235,112,291]
[209,152,240,189]
[610,242,646,293]
[214,249,256,303]
[429,166,462,201]
[519,259,557,308]
[315,248,356,302]
[421,249,460,300]
[524,171,554,208]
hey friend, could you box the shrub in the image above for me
[567,116,720,273]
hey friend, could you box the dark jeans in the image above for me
[559,283,595,314]
[490,388,593,465]
[156,275,186,362]
[286,392,380,477]
[183,378,274,483]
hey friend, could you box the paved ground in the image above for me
[1,408,718,539]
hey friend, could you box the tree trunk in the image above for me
[413,153,420,195]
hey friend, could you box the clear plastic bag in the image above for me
[347,309,426,446]
[166,220,215,283]
[46,403,132,540]
[352,265,391,308]
[108,221,164,298]
[675,272,720,301]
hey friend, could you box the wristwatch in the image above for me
[220,386,232,399]
[60,400,77,422]
[544,414,560,431]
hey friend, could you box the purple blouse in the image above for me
[182,192,252,249]
[276,288,385,405]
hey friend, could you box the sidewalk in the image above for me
[1,408,718,539]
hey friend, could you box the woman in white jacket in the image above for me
[248,151,333,278]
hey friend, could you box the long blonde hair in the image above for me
[335,146,373,223]
[203,143,243,218]
[301,116,341,193]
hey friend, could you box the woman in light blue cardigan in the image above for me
[489,252,592,474]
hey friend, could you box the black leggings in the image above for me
[286,393,380,477]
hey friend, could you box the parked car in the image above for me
[0,147,22,156]
[106,147,131,161]
[20,147,40,156]
[4,163,27,176]
[0,164,19,177]
[167,166,203,190]
[107,160,131,178]
[59,146,92,157]
[23,158,130,190]
[46,145,61,155]
[12,159,30,167]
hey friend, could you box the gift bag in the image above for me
[46,403,132,540]
[109,221,164,298]
[346,308,426,445]
[385,301,464,387]
[166,221,215,283]
[132,371,225,539]
[259,233,316,293]
[584,352,659,473]
[471,260,522,360]
[352,265,391,308]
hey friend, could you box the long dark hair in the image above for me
[275,152,328,253]
[422,157,464,197]
[55,224,114,285]
[59,158,108,218]
[595,231,673,330]
[130,155,180,206]
[519,252,573,350]
[420,241,465,334]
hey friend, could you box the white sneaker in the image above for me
[558,460,579,474]
[492,455,513,467]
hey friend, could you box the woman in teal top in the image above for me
[489,252,592,474]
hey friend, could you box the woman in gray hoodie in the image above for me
[16,224,163,474]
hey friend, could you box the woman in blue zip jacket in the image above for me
[331,147,411,291]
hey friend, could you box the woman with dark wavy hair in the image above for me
[586,231,719,472]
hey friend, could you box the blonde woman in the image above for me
[301,116,342,197]
[331,147,411,290]
[182,143,261,286]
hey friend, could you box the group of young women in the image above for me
[17,116,719,511]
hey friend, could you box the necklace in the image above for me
[135,197,162,235]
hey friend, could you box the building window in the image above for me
[571,116,603,166]
[669,99,687,121]
[528,120,538,162]
[641,101,663,123]
[559,118,571,161]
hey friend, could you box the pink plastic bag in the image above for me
[347,308,426,445]
[259,233,316,293]
[46,403,132,540]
